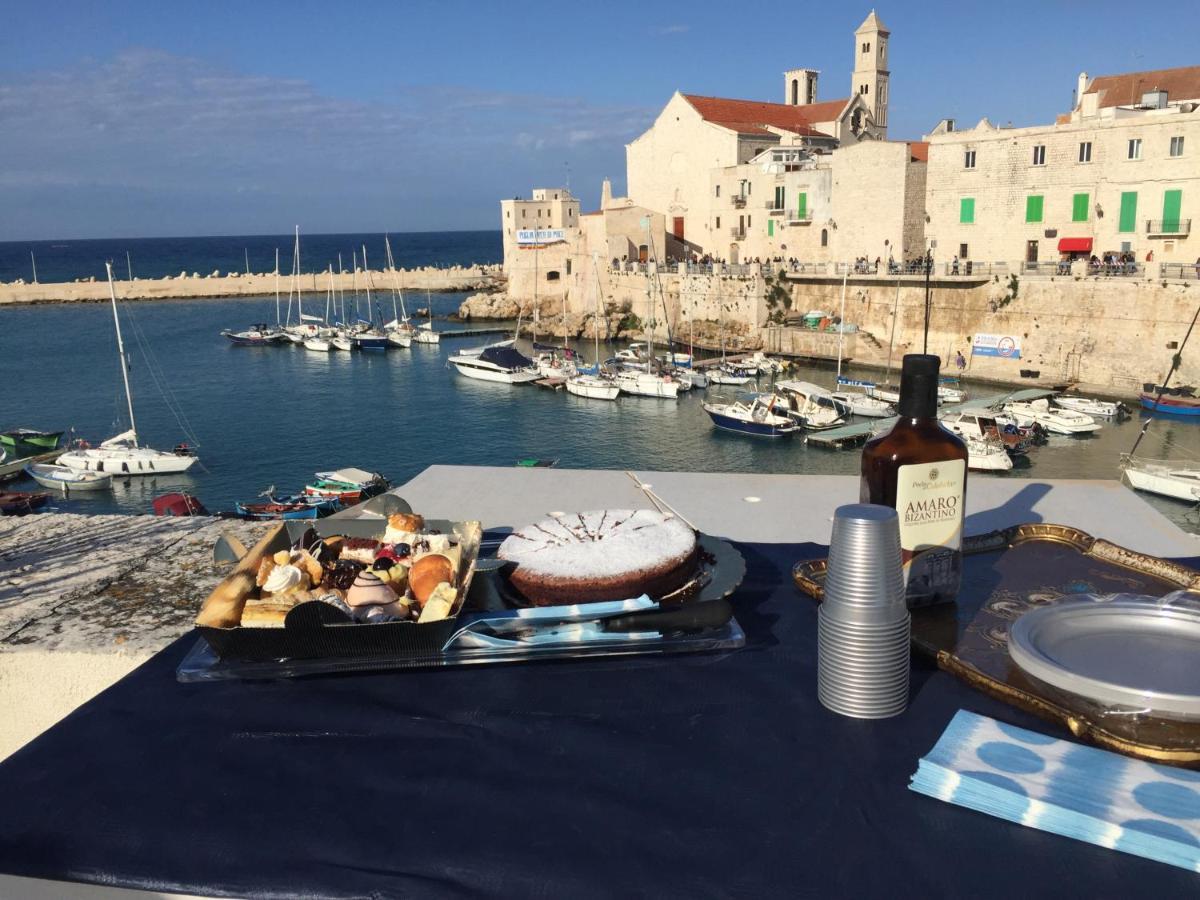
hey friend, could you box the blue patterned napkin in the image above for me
[911,710,1200,873]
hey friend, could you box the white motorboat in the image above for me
[303,337,333,352]
[771,381,849,430]
[449,345,541,383]
[1121,456,1200,502]
[703,395,799,437]
[830,389,894,418]
[58,264,200,477]
[937,384,966,404]
[25,462,113,493]
[616,370,680,398]
[1054,395,1123,418]
[964,436,1013,472]
[1004,398,1100,434]
[566,373,620,400]
[942,408,1031,455]
[707,366,753,386]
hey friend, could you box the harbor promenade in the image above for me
[0,467,1197,897]
[0,265,503,305]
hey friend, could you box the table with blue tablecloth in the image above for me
[0,537,1195,899]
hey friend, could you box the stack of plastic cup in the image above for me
[817,503,911,719]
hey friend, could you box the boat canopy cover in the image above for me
[313,467,381,486]
[300,314,324,322]
[479,346,534,369]
[1057,237,1092,252]
[100,429,138,448]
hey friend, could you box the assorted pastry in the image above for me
[238,512,465,628]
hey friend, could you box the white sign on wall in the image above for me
[516,229,565,246]
[972,333,1022,360]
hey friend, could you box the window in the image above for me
[505,210,510,218]
[715,216,721,229]
[746,182,752,196]
[1119,192,1138,233]
[964,150,976,169]
[1072,193,1090,222]
[1032,145,1046,166]
[1025,195,1044,223]
[715,185,721,198]
[862,42,870,53]
[773,185,785,209]
[863,84,869,95]
[521,209,526,218]
[1171,136,1186,157]
[1128,138,1142,160]
[960,197,975,224]
[959,244,969,260]
[820,228,828,247]
[1078,141,1092,163]
[537,209,542,218]
[546,271,560,281]
[747,215,752,227]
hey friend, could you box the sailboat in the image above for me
[353,245,390,351]
[222,247,286,345]
[59,263,200,476]
[281,227,321,343]
[706,278,752,386]
[330,255,353,351]
[567,253,620,400]
[616,227,680,399]
[383,235,414,348]
[827,268,894,417]
[303,265,335,351]
[414,280,441,344]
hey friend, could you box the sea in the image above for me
[4,231,1200,533]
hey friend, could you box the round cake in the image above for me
[497,509,699,606]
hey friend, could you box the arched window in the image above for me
[821,228,828,247]
[546,271,561,281]
[791,79,799,105]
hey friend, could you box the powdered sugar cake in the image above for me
[497,509,699,606]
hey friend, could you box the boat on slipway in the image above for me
[703,395,799,437]
[58,263,201,477]
[24,463,112,494]
[1120,456,1200,502]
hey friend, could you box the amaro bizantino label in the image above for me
[894,459,966,603]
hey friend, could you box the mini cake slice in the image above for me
[497,509,698,606]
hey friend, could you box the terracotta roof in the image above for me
[681,94,845,138]
[907,141,929,162]
[1083,65,1200,109]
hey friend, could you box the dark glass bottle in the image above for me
[860,354,969,606]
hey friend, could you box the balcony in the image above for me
[1146,219,1191,236]
[765,201,785,216]
[731,196,747,209]
[730,227,747,240]
[786,211,813,225]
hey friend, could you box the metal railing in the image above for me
[1088,260,1141,277]
[731,196,747,208]
[943,261,1007,276]
[1147,219,1191,235]
[765,201,785,214]
[785,211,813,224]
[730,227,747,240]
[1161,263,1200,280]
[1023,261,1067,275]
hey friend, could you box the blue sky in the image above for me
[1,0,1195,240]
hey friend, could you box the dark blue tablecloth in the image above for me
[0,542,1195,899]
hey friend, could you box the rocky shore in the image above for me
[0,265,504,305]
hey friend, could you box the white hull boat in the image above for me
[303,338,333,352]
[1004,398,1100,434]
[704,395,799,437]
[682,369,709,389]
[25,463,113,493]
[616,371,680,399]
[937,385,966,404]
[1121,456,1200,502]
[830,390,894,418]
[449,345,540,384]
[965,437,1013,472]
[386,329,413,348]
[1054,395,1122,417]
[331,335,353,351]
[566,374,620,400]
[413,323,440,344]
[707,366,753,386]
[867,383,901,404]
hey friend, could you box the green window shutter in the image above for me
[1163,189,1183,231]
[1025,195,1043,223]
[960,197,975,224]
[1118,192,1138,233]
[768,219,774,237]
[1072,193,1089,222]
[798,192,807,218]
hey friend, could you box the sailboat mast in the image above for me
[836,267,848,383]
[106,262,138,446]
[294,227,303,323]
[385,235,408,322]
[362,244,374,325]
[275,247,281,325]
[337,253,345,324]
[326,265,333,324]
[884,279,901,385]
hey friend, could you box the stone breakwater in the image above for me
[0,512,270,761]
[0,265,504,305]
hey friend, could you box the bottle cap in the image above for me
[898,354,941,418]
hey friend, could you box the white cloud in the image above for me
[654,24,690,35]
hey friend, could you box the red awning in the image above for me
[1057,237,1093,253]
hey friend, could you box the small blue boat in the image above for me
[352,332,390,351]
[234,493,339,520]
[702,395,799,437]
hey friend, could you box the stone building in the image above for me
[499,187,580,303]
[625,11,890,258]
[925,65,1200,270]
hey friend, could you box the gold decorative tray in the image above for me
[793,523,1200,766]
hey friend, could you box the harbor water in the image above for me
[5,293,1200,533]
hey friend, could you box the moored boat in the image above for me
[0,428,66,457]
[941,408,1033,455]
[303,337,333,352]
[303,468,388,504]
[25,463,112,493]
[1003,398,1100,434]
[235,500,323,520]
[706,365,753,386]
[1138,389,1200,416]
[0,490,51,515]
[703,394,799,437]
[449,345,541,384]
[1120,455,1200,502]
[615,369,680,398]
[773,381,851,429]
[964,436,1013,472]
[566,372,620,400]
[152,492,209,516]
[221,324,280,346]
[1054,394,1125,418]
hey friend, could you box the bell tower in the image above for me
[852,10,890,135]
[784,68,820,106]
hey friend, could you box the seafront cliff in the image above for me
[0,264,504,305]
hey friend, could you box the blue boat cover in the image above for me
[480,346,534,368]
